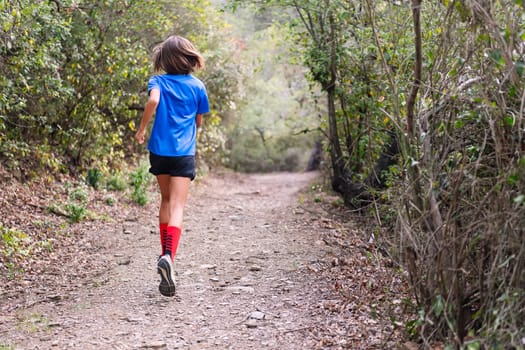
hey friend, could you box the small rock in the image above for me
[249,265,262,272]
[199,264,216,270]
[141,341,167,349]
[210,277,220,282]
[125,317,144,323]
[117,259,130,266]
[246,319,258,328]
[249,311,265,320]
[123,229,132,235]
[47,294,62,301]
[225,286,254,294]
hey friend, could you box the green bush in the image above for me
[1,224,30,258]
[0,1,236,179]
[65,203,87,223]
[68,187,87,203]
[86,168,103,189]
[129,162,152,206]
[66,186,88,223]
[106,173,127,191]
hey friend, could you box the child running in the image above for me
[134,35,209,297]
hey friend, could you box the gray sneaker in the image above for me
[157,255,176,297]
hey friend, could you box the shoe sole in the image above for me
[157,258,176,297]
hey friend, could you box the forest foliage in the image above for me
[0,0,238,178]
[382,2,525,348]
[230,0,524,348]
[1,0,524,348]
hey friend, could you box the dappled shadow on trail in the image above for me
[0,171,408,349]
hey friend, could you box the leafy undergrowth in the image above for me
[0,166,147,311]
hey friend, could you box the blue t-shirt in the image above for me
[147,74,209,156]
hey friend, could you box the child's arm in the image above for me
[135,88,160,144]
[196,114,203,128]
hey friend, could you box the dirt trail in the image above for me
[1,171,407,349]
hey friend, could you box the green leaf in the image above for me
[433,295,444,317]
[465,340,481,350]
[405,319,421,336]
[488,50,505,67]
[504,115,515,127]
[507,174,518,185]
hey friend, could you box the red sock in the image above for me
[160,223,168,256]
[164,226,182,261]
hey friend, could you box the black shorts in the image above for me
[149,153,196,180]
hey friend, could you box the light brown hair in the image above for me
[152,35,204,74]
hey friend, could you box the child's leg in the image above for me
[164,176,191,260]
[154,174,190,297]
[156,175,171,255]
[159,223,168,255]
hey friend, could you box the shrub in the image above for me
[86,168,103,189]
[129,161,152,206]
[106,173,127,191]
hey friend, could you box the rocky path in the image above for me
[0,171,408,349]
